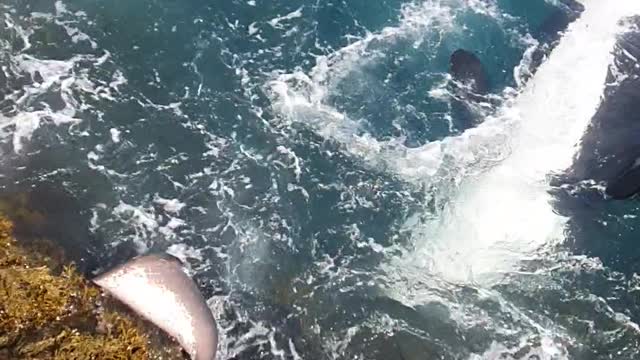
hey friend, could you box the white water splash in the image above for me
[0,55,86,153]
[397,0,640,285]
[0,6,112,154]
[267,0,458,125]
[266,0,532,182]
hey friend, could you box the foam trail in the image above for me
[267,0,467,130]
[269,0,510,99]
[399,0,640,285]
[267,0,531,183]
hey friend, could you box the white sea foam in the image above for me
[370,8,640,355]
[268,7,304,29]
[395,0,640,285]
[267,5,640,357]
[0,55,86,152]
[109,128,122,143]
[113,201,159,251]
[155,196,187,214]
[266,0,531,182]
[267,0,458,124]
[0,7,109,154]
[270,0,640,285]
[469,336,567,360]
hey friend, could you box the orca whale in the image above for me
[537,0,585,42]
[566,17,640,199]
[509,0,583,85]
[549,17,640,276]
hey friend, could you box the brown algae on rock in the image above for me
[0,215,184,359]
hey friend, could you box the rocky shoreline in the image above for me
[0,214,185,359]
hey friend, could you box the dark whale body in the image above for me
[448,49,490,130]
[537,0,585,42]
[607,163,640,200]
[513,0,585,84]
[552,16,640,275]
[566,17,640,199]
[449,49,489,95]
[446,2,585,131]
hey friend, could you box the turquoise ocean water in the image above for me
[1,0,640,358]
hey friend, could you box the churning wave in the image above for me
[2,0,640,359]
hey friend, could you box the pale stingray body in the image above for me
[93,254,218,360]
